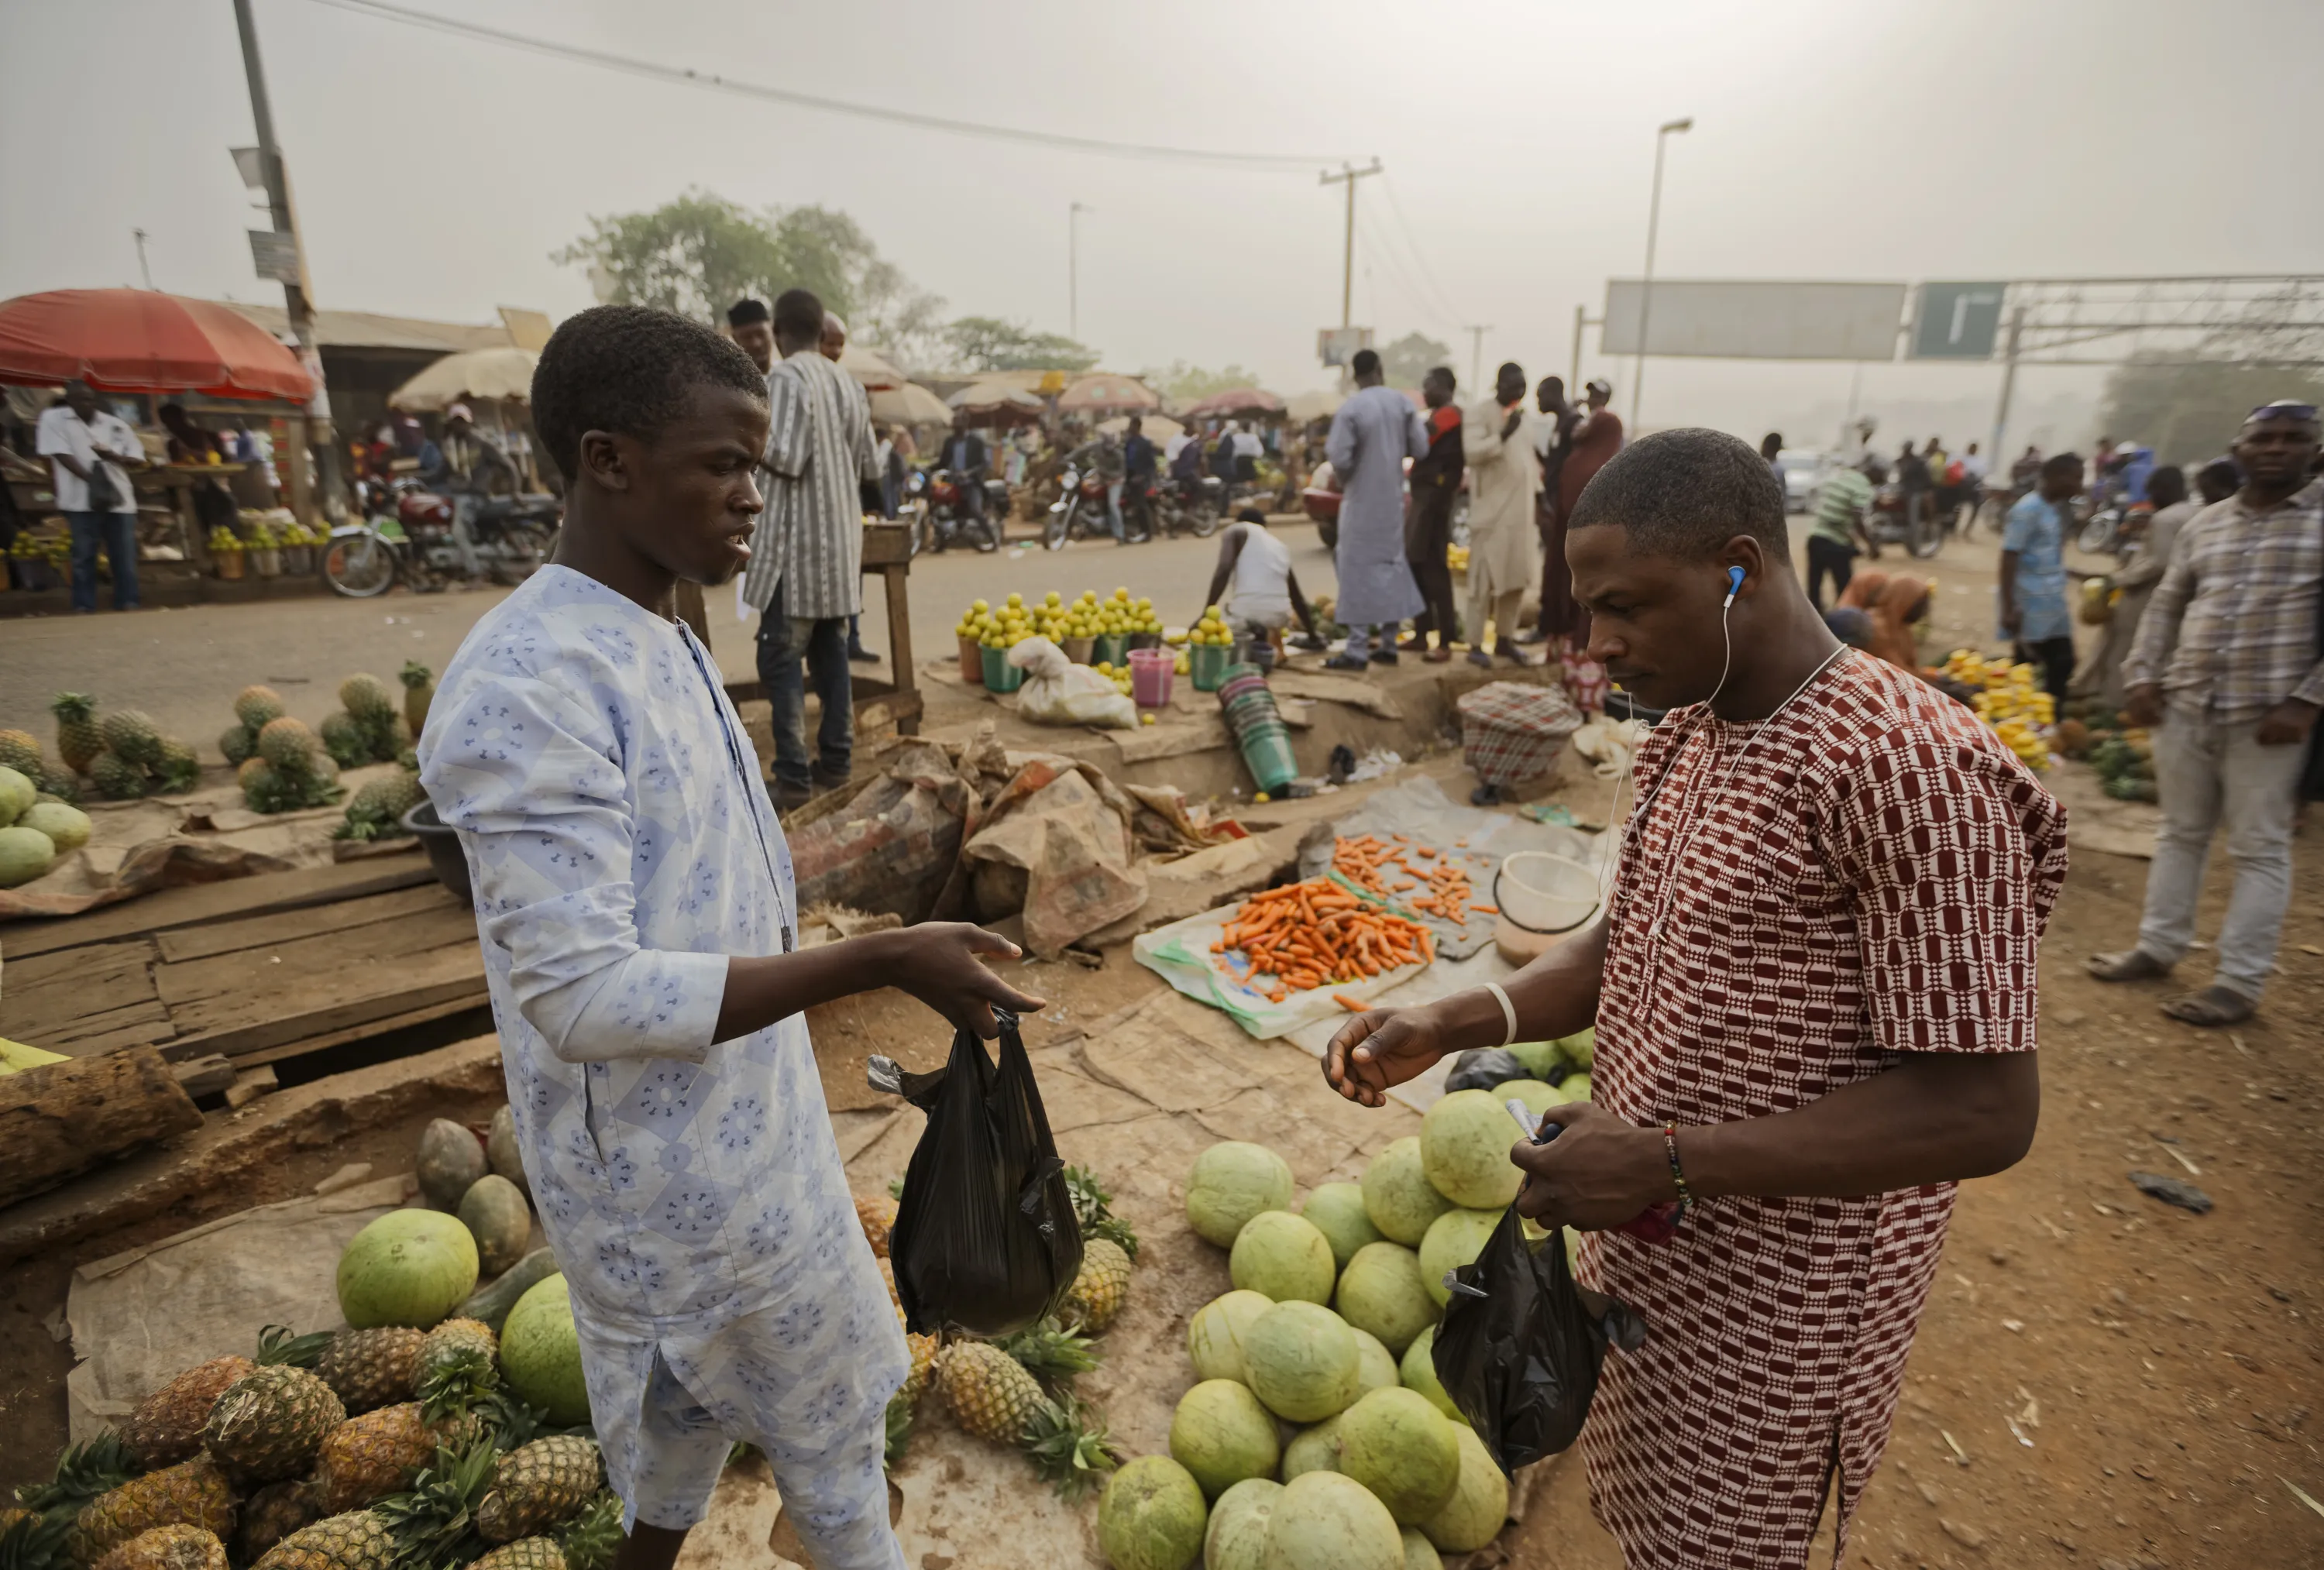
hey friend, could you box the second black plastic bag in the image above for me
[871,1010,1083,1338]
[1432,1204,1648,1474]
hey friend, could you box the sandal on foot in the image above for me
[2160,984,2256,1028]
[2085,948,2171,983]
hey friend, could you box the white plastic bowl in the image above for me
[1493,850,1599,934]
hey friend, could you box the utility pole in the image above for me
[1068,201,1089,342]
[1631,117,1692,432]
[1318,161,1384,330]
[1463,326,1492,393]
[232,0,342,523]
[132,229,154,290]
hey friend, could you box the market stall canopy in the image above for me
[1179,386,1285,420]
[1057,373,1160,414]
[947,379,1047,425]
[1284,388,1345,422]
[870,381,952,426]
[841,342,908,391]
[386,346,541,411]
[0,289,315,401]
[1098,412,1183,441]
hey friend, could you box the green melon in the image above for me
[456,1246,561,1334]
[1186,1141,1295,1248]
[1417,1209,1502,1308]
[1418,1422,1510,1554]
[416,1118,489,1211]
[1349,1327,1397,1397]
[1360,1138,1455,1246]
[1170,1379,1281,1500]
[1400,1527,1442,1570]
[1504,1039,1561,1079]
[1098,1455,1208,1570]
[455,1173,532,1279]
[1203,1477,1283,1570]
[1556,1026,1595,1070]
[1262,1470,1404,1570]
[1188,1290,1276,1385]
[1230,1211,1336,1305]
[0,825,57,888]
[1399,1325,1463,1424]
[1419,1090,1523,1210]
[1245,1300,1361,1424]
[336,1208,480,1329]
[1299,1181,1383,1270]
[1336,1387,1460,1525]
[19,802,91,854]
[1560,1072,1593,1102]
[0,766,33,826]
[1496,1079,1562,1121]
[1332,1242,1435,1356]
[1279,1414,1342,1481]
[500,1272,590,1425]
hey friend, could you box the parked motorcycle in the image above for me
[1044,463,1117,550]
[1147,475,1222,539]
[323,488,560,597]
[906,466,1002,555]
[2078,498,2150,559]
[1864,483,1944,559]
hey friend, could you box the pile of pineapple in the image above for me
[1942,649,2055,771]
[2,1320,616,1570]
[40,695,201,802]
[866,1165,1139,1498]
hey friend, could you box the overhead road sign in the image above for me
[1602,280,1906,361]
[1910,282,2006,359]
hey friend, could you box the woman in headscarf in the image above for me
[1836,569,1934,672]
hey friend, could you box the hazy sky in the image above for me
[6,0,2320,447]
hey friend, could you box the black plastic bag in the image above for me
[1432,1204,1648,1474]
[1444,1047,1531,1094]
[870,1011,1083,1338]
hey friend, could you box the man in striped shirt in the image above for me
[741,288,878,809]
[2089,401,2323,1025]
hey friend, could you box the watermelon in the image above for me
[337,1208,480,1328]
[500,1273,589,1425]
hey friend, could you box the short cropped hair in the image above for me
[773,287,825,342]
[727,297,769,327]
[531,305,767,483]
[1566,427,1787,558]
[2041,452,2083,479]
[1350,348,1381,377]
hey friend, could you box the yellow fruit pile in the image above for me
[1187,606,1234,648]
[1089,660,1136,697]
[1944,649,2054,769]
[954,588,1164,652]
[1447,542,1470,573]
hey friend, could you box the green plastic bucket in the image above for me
[981,643,1024,693]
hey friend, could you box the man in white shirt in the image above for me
[36,381,144,613]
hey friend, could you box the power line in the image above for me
[1353,203,1453,339]
[304,0,1350,170]
[1377,173,1467,324]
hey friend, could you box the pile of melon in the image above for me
[1096,1060,1593,1570]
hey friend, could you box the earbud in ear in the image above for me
[1724,565,1746,602]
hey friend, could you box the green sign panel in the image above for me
[1910,282,2006,359]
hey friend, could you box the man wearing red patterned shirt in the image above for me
[1326,428,2065,1568]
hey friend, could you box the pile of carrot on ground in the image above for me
[1211,876,1439,1007]
[1329,833,1497,924]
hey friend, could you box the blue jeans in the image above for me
[756,596,852,794]
[68,510,139,612]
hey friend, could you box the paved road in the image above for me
[0,520,1342,756]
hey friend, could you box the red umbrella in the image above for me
[0,289,315,401]
[1178,386,1284,421]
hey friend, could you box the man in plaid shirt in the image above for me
[2089,400,2323,1025]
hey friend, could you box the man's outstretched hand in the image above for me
[1510,1101,1674,1230]
[1325,1006,1449,1108]
[890,922,1047,1038]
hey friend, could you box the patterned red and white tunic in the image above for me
[1576,648,2068,1568]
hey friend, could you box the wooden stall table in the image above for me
[723,519,921,737]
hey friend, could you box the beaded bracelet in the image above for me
[1662,1124,1693,1221]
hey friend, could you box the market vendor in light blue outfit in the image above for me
[419,305,1042,1570]
[1998,451,2085,700]
[1323,346,1428,668]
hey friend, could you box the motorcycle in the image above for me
[1144,474,1222,540]
[2078,498,2150,559]
[322,487,560,597]
[1043,463,1118,550]
[1864,483,1944,559]
[906,466,1002,555]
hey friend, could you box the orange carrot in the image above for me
[1333,992,1367,1011]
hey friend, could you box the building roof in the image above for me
[220,302,515,355]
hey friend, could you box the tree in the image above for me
[1141,361,1266,403]
[1378,332,1453,391]
[943,317,1099,373]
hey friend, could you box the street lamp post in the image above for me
[1630,116,1692,432]
[1068,202,1089,342]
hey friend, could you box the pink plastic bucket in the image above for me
[1128,646,1176,707]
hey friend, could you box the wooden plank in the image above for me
[155,904,478,1022]
[163,940,487,1063]
[228,991,495,1070]
[0,1047,203,1206]
[155,882,466,964]
[1,860,438,960]
[172,1055,238,1098]
[881,562,918,738]
[0,940,174,1058]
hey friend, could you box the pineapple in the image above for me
[314,1327,425,1413]
[993,1318,1100,1384]
[218,725,256,766]
[73,1458,236,1564]
[1064,1165,1140,1258]
[233,1482,324,1566]
[0,729,42,775]
[469,1541,564,1570]
[90,1525,226,1570]
[234,686,287,731]
[875,1256,899,1307]
[332,772,425,843]
[550,1496,621,1570]
[1062,1238,1132,1334]
[414,1319,499,1417]
[314,1403,480,1513]
[317,714,368,771]
[1019,1392,1122,1502]
[338,675,396,728]
[935,1341,1046,1445]
[37,763,81,804]
[203,1363,346,1483]
[854,1192,898,1258]
[256,718,320,776]
[248,1511,397,1570]
[155,740,201,795]
[475,1437,603,1544]
[900,1330,939,1407]
[50,693,101,775]
[399,663,435,738]
[88,752,147,802]
[119,1325,330,1469]
[98,711,163,770]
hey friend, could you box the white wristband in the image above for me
[1481,983,1518,1047]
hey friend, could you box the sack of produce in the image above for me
[873,1010,1083,1338]
[1009,636,1140,730]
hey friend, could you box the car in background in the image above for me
[1775,449,1826,514]
[1300,459,1470,551]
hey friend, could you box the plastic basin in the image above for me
[1494,851,1600,934]
[1128,647,1175,706]
[401,799,472,905]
